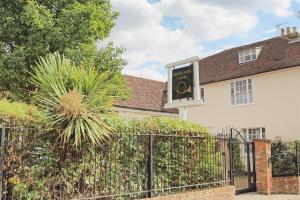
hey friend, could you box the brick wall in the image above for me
[272,176,300,194]
[254,139,272,195]
[139,186,235,200]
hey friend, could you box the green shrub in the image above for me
[0,99,45,126]
[271,141,299,176]
[31,53,127,147]
[104,115,209,135]
[3,115,225,199]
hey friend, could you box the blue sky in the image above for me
[202,1,300,54]
[108,0,300,81]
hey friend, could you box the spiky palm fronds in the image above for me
[31,53,118,147]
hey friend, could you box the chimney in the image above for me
[282,26,300,40]
[286,27,291,34]
[281,28,285,36]
[293,27,297,33]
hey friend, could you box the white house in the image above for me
[165,27,300,140]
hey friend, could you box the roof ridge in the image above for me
[202,36,287,60]
[124,74,166,83]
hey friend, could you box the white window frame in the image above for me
[242,128,266,141]
[242,128,266,153]
[238,47,261,64]
[230,79,253,106]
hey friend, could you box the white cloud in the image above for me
[124,68,167,81]
[107,0,293,81]
[197,0,292,17]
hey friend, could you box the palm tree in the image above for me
[31,53,123,147]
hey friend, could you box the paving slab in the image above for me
[236,193,300,200]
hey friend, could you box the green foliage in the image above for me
[0,98,45,125]
[3,116,224,199]
[271,141,300,176]
[0,0,126,100]
[104,115,209,135]
[31,53,126,147]
[232,141,246,173]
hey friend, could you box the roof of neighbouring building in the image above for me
[114,75,178,114]
[199,36,300,84]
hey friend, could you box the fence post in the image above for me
[246,143,252,188]
[229,128,234,186]
[296,141,299,176]
[0,128,6,199]
[252,142,257,190]
[147,135,154,198]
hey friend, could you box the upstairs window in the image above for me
[231,79,253,105]
[239,47,261,64]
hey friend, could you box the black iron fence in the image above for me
[271,140,300,177]
[0,127,230,199]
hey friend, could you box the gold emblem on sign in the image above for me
[175,81,192,94]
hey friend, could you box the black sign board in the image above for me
[172,65,194,100]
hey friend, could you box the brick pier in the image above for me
[254,139,272,195]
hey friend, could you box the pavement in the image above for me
[236,193,300,200]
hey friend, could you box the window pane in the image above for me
[242,129,247,140]
[243,92,248,104]
[245,54,251,62]
[248,91,253,103]
[243,84,247,91]
[231,94,235,105]
[262,128,266,139]
[201,88,205,103]
[239,55,244,63]
[256,128,261,139]
[248,79,252,90]
[231,82,235,105]
[244,50,250,55]
[237,93,241,104]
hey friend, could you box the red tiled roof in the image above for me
[114,75,178,114]
[199,36,300,84]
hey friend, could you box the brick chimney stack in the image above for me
[293,27,297,33]
[280,28,285,36]
[286,27,291,34]
[281,26,300,40]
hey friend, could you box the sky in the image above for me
[105,0,300,81]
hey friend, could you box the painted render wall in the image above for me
[186,66,300,140]
[113,107,178,119]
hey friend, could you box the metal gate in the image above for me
[229,129,256,194]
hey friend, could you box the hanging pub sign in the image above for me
[172,65,194,100]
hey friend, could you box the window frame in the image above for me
[242,127,266,153]
[230,79,253,106]
[242,128,266,141]
[238,47,261,64]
